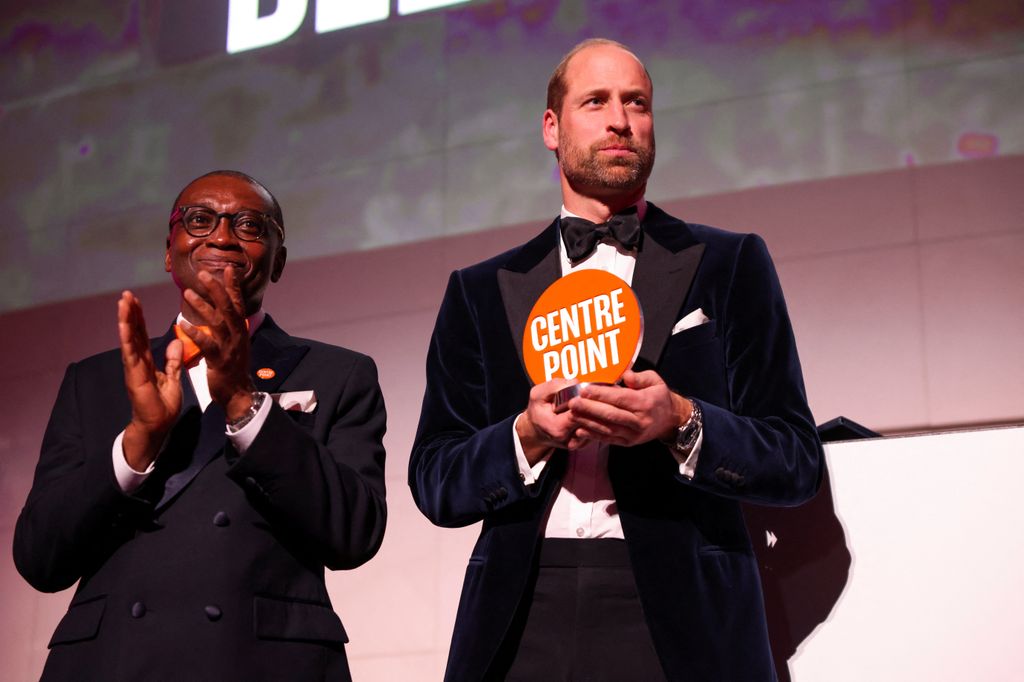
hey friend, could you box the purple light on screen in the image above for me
[674,0,905,43]
[79,143,92,156]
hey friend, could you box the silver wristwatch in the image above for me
[226,391,267,434]
[663,398,702,456]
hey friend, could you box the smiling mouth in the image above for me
[196,259,246,272]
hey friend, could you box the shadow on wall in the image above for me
[742,417,876,681]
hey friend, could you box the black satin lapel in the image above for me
[249,328,310,394]
[180,371,199,413]
[154,402,225,511]
[497,247,561,377]
[631,240,706,370]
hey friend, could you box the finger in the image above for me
[621,369,664,390]
[530,406,577,447]
[570,397,642,432]
[177,318,219,358]
[197,270,241,324]
[183,287,219,326]
[567,431,592,450]
[572,410,632,437]
[130,296,153,359]
[221,265,247,317]
[573,422,632,446]
[197,270,229,308]
[579,383,639,411]
[531,377,576,404]
[163,338,184,380]
[120,292,153,369]
[118,293,134,358]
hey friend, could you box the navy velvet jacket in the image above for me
[410,203,823,681]
[14,316,387,681]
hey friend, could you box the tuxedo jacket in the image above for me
[410,204,823,682]
[14,316,387,681]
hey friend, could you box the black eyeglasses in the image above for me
[171,205,284,242]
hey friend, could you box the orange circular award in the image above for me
[522,270,643,410]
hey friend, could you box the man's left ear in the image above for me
[164,238,172,273]
[271,245,287,283]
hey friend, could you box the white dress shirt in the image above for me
[513,201,702,539]
[112,311,272,492]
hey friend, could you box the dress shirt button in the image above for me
[576,527,585,538]
[130,602,146,618]
[204,605,223,621]
[213,511,230,527]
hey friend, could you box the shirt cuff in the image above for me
[513,413,550,485]
[112,430,156,493]
[225,391,273,454]
[672,428,703,480]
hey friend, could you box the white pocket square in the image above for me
[671,308,710,335]
[271,390,318,413]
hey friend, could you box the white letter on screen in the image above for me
[398,0,470,15]
[316,0,389,33]
[227,0,307,54]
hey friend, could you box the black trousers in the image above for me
[488,539,668,682]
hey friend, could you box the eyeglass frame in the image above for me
[169,205,285,243]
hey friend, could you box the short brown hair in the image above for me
[546,38,652,116]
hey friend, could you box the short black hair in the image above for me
[171,170,285,238]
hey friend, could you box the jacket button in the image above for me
[496,487,508,501]
[213,511,230,527]
[131,602,146,618]
[204,605,223,621]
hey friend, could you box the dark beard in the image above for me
[560,137,655,193]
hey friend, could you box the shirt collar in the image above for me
[559,197,647,223]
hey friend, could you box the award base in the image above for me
[553,382,612,413]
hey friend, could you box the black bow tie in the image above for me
[560,208,641,262]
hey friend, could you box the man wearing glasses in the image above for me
[14,171,387,681]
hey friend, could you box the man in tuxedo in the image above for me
[14,170,387,681]
[410,39,823,681]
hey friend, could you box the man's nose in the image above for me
[607,101,630,134]
[207,216,239,245]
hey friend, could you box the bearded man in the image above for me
[409,39,822,682]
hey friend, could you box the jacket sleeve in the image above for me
[226,353,387,570]
[13,362,151,593]
[409,270,555,528]
[679,233,823,506]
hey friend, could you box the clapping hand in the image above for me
[119,291,183,470]
[177,267,257,422]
